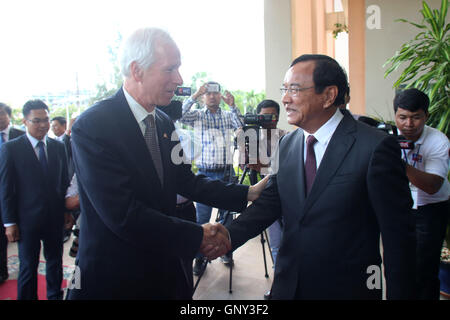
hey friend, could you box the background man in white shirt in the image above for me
[394,88,450,300]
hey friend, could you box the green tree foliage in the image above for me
[89,33,124,105]
[384,0,449,136]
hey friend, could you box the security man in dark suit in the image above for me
[0,102,25,284]
[0,100,70,299]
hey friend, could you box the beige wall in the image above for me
[264,0,293,130]
[365,0,444,121]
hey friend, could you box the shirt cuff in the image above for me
[4,223,16,227]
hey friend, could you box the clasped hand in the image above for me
[200,223,231,260]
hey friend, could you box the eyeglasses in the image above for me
[27,118,49,125]
[280,86,315,97]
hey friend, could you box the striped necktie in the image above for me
[143,114,164,185]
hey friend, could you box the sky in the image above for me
[0,0,265,108]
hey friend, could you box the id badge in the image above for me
[409,183,418,210]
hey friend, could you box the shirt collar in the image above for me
[0,125,11,134]
[56,133,66,141]
[204,107,222,115]
[304,108,344,146]
[26,131,47,148]
[123,87,156,124]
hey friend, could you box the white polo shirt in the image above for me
[400,125,450,207]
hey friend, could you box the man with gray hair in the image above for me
[66,27,265,300]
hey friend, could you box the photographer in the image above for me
[179,81,243,273]
[393,88,450,300]
[242,99,287,299]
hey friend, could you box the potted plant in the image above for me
[383,0,449,137]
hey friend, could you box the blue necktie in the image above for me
[37,141,48,173]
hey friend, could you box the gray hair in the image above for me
[120,27,175,77]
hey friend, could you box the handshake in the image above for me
[200,223,231,260]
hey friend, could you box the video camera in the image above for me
[243,113,278,127]
[357,116,414,150]
[377,123,415,150]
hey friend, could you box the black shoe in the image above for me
[193,258,204,276]
[264,289,272,300]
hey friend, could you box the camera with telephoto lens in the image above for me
[237,113,279,165]
[377,122,415,150]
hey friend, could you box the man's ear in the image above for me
[130,61,143,82]
[323,85,338,109]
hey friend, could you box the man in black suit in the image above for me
[51,116,74,180]
[0,100,70,299]
[224,55,416,299]
[51,116,75,242]
[66,27,265,300]
[0,102,25,284]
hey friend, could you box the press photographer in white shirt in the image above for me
[393,88,450,300]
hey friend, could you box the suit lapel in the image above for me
[279,129,306,222]
[46,138,57,185]
[19,135,46,180]
[113,89,165,200]
[299,113,356,223]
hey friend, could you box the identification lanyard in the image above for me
[403,144,422,168]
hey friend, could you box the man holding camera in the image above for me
[393,88,450,300]
[179,82,243,273]
[243,99,287,299]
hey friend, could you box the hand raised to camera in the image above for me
[200,223,231,260]
[222,91,235,107]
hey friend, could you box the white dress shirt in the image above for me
[303,108,344,168]
[123,88,157,136]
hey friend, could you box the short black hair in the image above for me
[393,88,429,114]
[290,54,349,107]
[51,116,67,126]
[22,99,49,118]
[0,102,12,117]
[256,99,280,115]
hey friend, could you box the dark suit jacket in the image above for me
[0,135,69,232]
[62,134,75,180]
[68,88,248,299]
[227,111,416,300]
[0,127,24,222]
[8,127,25,140]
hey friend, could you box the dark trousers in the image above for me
[414,200,449,300]
[17,227,64,300]
[0,223,7,277]
[175,202,197,298]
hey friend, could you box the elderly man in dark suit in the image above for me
[66,27,265,300]
[224,55,416,300]
[0,102,25,284]
[0,100,70,299]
